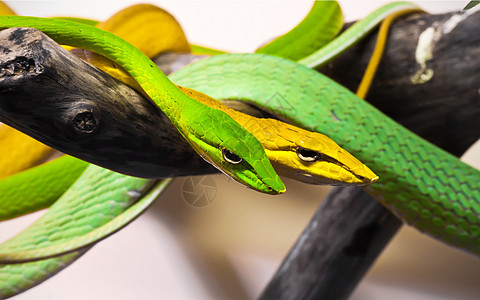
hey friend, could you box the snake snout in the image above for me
[260,176,286,195]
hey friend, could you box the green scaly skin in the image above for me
[0,156,88,221]
[170,53,480,253]
[0,0,415,221]
[0,166,170,262]
[0,249,89,298]
[0,172,170,297]
[0,16,285,195]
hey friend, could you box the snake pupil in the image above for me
[297,147,320,162]
[222,148,243,165]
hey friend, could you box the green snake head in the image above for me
[184,108,286,195]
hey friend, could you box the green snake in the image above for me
[1,1,479,297]
[0,16,286,195]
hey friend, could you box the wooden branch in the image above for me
[0,27,215,178]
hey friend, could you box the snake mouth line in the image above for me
[318,153,378,184]
[354,175,379,185]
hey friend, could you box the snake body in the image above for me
[0,155,88,221]
[171,53,480,253]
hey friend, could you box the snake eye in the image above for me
[222,148,243,165]
[297,147,320,162]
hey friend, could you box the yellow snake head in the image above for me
[260,120,379,186]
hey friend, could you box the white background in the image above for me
[1,1,480,300]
